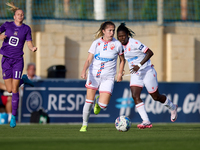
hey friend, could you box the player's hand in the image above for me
[0,34,7,40]
[31,47,37,52]
[130,65,140,74]
[81,71,87,79]
[117,73,123,82]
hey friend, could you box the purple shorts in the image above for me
[1,56,24,80]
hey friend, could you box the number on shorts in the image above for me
[15,71,21,79]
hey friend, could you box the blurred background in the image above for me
[0,0,200,124]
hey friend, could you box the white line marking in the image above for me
[23,114,110,118]
[25,87,46,91]
[48,87,87,91]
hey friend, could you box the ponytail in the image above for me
[117,23,135,37]
[95,21,115,39]
[6,2,20,13]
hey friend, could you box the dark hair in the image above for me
[95,21,115,39]
[117,23,135,37]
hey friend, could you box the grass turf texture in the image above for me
[0,123,200,150]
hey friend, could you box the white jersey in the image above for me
[88,37,123,77]
[123,38,152,70]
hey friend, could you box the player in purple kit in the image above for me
[0,2,37,128]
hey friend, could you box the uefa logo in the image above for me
[26,91,43,113]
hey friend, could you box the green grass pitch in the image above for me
[0,123,200,150]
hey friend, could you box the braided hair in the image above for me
[117,23,135,37]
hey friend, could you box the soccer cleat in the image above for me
[22,74,34,87]
[80,125,87,132]
[171,105,178,122]
[94,95,101,115]
[137,121,152,129]
[10,115,16,128]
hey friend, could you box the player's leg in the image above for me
[6,96,12,122]
[130,73,152,129]
[10,59,24,128]
[10,79,20,128]
[80,88,97,132]
[80,74,98,132]
[131,86,152,129]
[4,79,13,93]
[94,77,114,115]
[144,68,178,122]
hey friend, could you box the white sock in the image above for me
[8,113,12,122]
[82,99,94,126]
[163,97,176,111]
[98,102,108,110]
[136,102,150,122]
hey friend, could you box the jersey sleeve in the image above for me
[117,42,123,55]
[0,22,7,33]
[26,26,32,41]
[135,40,149,53]
[88,40,97,54]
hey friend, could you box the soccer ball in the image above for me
[115,116,131,132]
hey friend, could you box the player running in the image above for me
[0,2,37,128]
[117,23,178,129]
[80,21,125,132]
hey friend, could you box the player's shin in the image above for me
[136,102,150,122]
[163,97,176,110]
[11,92,19,116]
[82,99,94,126]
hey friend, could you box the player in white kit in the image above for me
[80,21,125,132]
[117,23,178,129]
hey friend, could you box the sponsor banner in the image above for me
[21,80,200,123]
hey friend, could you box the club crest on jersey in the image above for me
[128,47,131,51]
[98,43,101,46]
[110,44,115,50]
[14,31,18,36]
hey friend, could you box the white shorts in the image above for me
[85,74,114,95]
[130,66,158,93]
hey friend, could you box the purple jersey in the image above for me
[0,21,32,58]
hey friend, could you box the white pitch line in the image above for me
[48,87,87,91]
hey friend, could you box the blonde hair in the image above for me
[95,21,115,39]
[6,2,20,13]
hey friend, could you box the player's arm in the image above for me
[26,40,37,52]
[81,53,94,79]
[0,32,7,40]
[130,49,153,74]
[117,54,125,82]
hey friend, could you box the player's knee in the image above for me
[6,89,12,93]
[12,88,18,93]
[132,93,141,103]
[151,94,160,101]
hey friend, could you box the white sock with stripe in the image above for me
[136,102,150,122]
[82,99,94,126]
[98,102,108,110]
[163,97,176,111]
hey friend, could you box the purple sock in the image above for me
[19,79,24,86]
[12,93,19,116]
